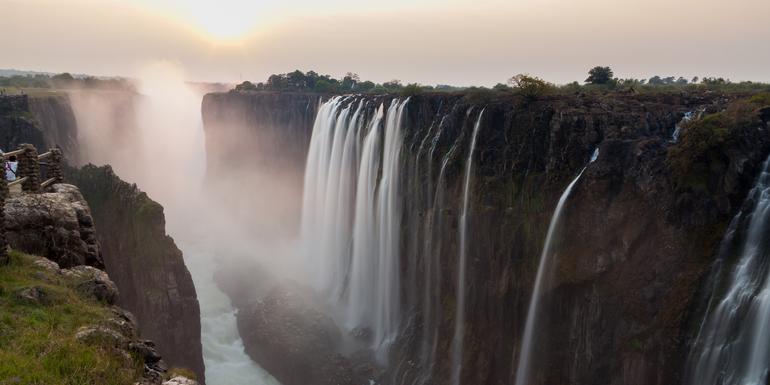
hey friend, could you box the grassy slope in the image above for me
[0,251,140,385]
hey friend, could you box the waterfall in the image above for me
[685,155,770,385]
[414,112,456,385]
[300,96,408,361]
[514,148,599,385]
[451,109,485,385]
[670,111,695,143]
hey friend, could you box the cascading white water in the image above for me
[514,148,599,385]
[671,111,695,143]
[685,155,770,385]
[300,97,408,361]
[451,109,485,385]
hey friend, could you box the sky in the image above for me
[2,0,769,86]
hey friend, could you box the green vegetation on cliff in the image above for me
[669,93,770,192]
[232,67,770,100]
[0,251,141,385]
[0,73,134,93]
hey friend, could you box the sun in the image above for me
[137,0,265,41]
[185,1,262,40]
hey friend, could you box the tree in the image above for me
[341,73,359,90]
[266,74,287,90]
[508,74,551,99]
[313,78,334,93]
[648,75,664,85]
[51,72,75,87]
[354,81,375,93]
[493,83,512,91]
[52,72,74,82]
[286,70,307,90]
[702,77,730,86]
[400,83,423,96]
[383,79,403,90]
[585,66,614,85]
[235,81,258,91]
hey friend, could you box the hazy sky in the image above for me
[2,0,769,86]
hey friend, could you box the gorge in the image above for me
[202,88,770,385]
[3,79,770,385]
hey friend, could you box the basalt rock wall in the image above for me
[67,165,206,382]
[203,90,770,385]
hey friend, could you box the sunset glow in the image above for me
[134,0,265,41]
[2,0,769,84]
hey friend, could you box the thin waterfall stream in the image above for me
[451,109,485,385]
[514,148,599,385]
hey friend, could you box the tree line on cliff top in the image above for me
[233,67,770,98]
[0,72,134,92]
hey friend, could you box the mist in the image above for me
[69,61,304,384]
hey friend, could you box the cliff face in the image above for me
[201,92,319,230]
[203,90,770,385]
[201,91,318,177]
[0,94,79,160]
[66,165,205,382]
[0,95,47,153]
[28,95,80,161]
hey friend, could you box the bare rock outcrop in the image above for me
[4,183,102,268]
[63,264,120,304]
[236,285,375,385]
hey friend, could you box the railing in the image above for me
[2,144,64,194]
[0,143,65,264]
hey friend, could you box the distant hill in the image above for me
[0,69,93,79]
[0,69,54,77]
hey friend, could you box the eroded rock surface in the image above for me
[236,285,374,385]
[5,183,102,268]
[63,265,120,304]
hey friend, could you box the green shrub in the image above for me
[508,74,553,99]
[668,95,768,191]
[748,93,770,107]
[399,83,424,96]
[462,87,497,104]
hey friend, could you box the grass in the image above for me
[0,87,66,97]
[167,367,197,380]
[0,251,141,385]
